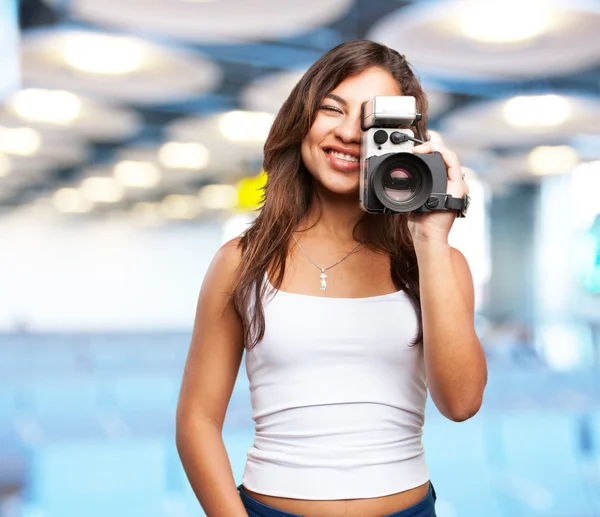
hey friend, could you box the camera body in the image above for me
[359,96,453,215]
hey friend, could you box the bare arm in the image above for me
[176,237,249,517]
[409,141,487,422]
[416,243,488,422]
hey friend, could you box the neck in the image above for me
[298,182,365,243]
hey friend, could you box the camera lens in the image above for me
[371,153,433,212]
[382,168,414,202]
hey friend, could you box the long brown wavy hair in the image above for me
[232,40,429,350]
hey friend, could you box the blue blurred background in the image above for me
[1,0,600,516]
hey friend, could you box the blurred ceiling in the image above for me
[1,0,599,222]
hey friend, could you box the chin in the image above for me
[319,174,360,197]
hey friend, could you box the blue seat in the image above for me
[0,384,17,421]
[422,411,491,466]
[34,413,107,441]
[103,374,179,413]
[26,437,167,506]
[584,410,600,514]
[589,409,600,460]
[25,498,170,517]
[430,472,503,517]
[88,345,135,371]
[18,378,99,416]
[423,410,503,517]
[492,469,595,517]
[495,411,596,516]
[500,411,585,471]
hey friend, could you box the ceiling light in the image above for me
[81,177,124,203]
[218,111,275,142]
[460,0,550,43]
[199,184,238,210]
[528,146,579,176]
[12,89,82,124]
[52,188,94,213]
[0,153,11,177]
[161,194,201,219]
[158,142,210,169]
[131,202,163,225]
[114,160,161,188]
[64,34,143,75]
[0,126,42,156]
[503,95,571,128]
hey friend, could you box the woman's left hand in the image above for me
[407,141,469,246]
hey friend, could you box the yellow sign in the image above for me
[237,170,267,210]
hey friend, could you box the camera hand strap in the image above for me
[444,195,471,218]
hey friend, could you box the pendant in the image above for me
[319,269,327,292]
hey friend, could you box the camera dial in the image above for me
[373,130,388,145]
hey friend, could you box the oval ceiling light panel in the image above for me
[241,69,452,121]
[63,33,143,75]
[63,0,352,43]
[368,0,600,80]
[459,0,551,43]
[21,28,222,104]
[440,94,600,148]
[1,88,141,142]
[241,70,306,115]
[503,95,571,128]
[165,114,266,180]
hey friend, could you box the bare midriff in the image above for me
[242,480,430,517]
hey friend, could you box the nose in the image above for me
[333,112,361,144]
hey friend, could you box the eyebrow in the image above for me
[324,93,348,106]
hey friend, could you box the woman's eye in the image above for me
[319,105,343,114]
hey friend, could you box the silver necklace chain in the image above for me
[291,234,363,292]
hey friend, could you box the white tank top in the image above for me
[241,275,430,500]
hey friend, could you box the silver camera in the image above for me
[359,96,469,216]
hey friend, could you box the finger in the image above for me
[413,142,463,184]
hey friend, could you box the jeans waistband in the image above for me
[238,482,437,517]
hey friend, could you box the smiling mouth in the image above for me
[325,149,359,163]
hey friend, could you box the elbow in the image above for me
[434,383,486,422]
[175,404,222,453]
[446,396,483,422]
[448,407,479,423]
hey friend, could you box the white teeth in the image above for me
[328,150,358,163]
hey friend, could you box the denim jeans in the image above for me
[238,482,437,517]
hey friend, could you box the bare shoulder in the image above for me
[206,237,243,284]
[220,236,243,260]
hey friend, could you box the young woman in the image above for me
[176,40,487,517]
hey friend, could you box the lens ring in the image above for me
[371,153,433,212]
